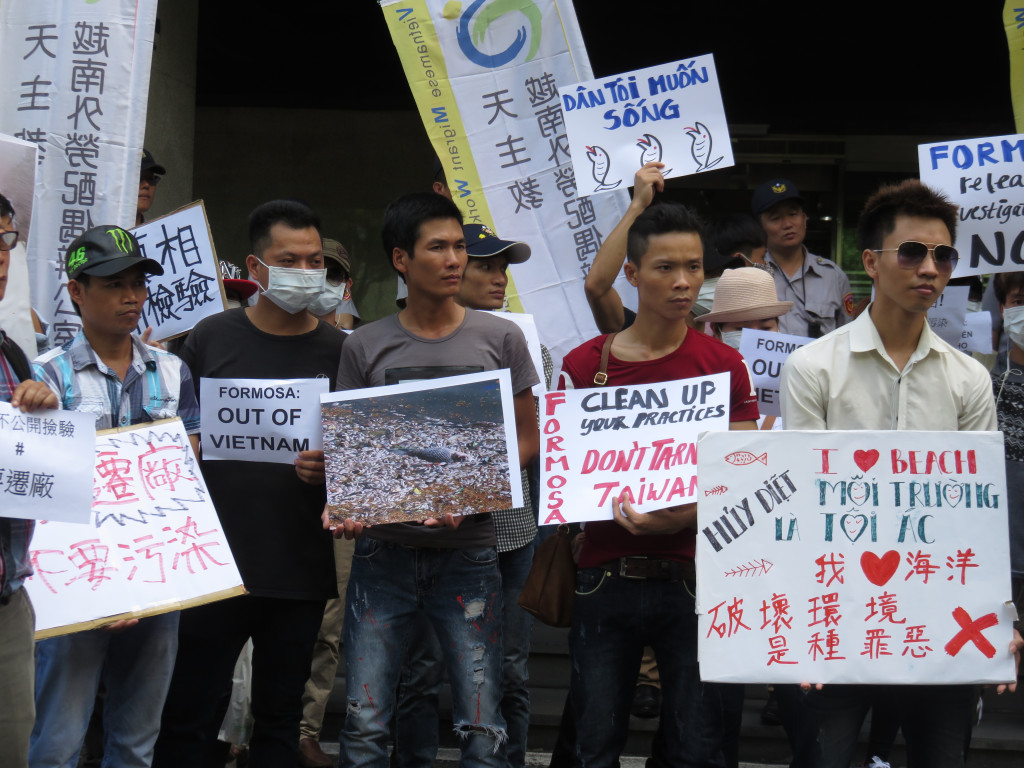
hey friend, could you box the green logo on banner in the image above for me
[457,0,542,68]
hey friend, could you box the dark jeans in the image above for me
[570,566,725,768]
[808,683,976,768]
[153,594,326,768]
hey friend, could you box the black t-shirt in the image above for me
[180,308,345,600]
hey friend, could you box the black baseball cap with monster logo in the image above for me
[65,225,163,280]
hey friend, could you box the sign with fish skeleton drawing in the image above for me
[322,370,522,526]
[540,374,730,525]
[559,55,734,195]
[696,430,1015,685]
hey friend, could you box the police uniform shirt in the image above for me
[766,248,853,338]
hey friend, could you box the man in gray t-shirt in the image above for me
[331,193,539,768]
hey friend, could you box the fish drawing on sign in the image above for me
[586,145,622,191]
[684,121,723,171]
[704,485,728,496]
[724,451,767,467]
[636,133,671,175]
[388,445,470,464]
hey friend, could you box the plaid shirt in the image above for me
[493,343,553,553]
[0,332,35,601]
[34,331,200,434]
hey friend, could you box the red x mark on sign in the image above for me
[944,607,997,659]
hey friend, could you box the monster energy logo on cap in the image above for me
[107,227,134,254]
[64,224,164,280]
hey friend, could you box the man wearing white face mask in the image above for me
[309,238,360,330]
[154,200,346,768]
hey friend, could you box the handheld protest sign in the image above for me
[322,371,521,526]
[199,378,330,464]
[696,430,1015,685]
[0,401,95,524]
[132,200,228,341]
[560,55,734,196]
[738,330,812,419]
[540,374,729,525]
[26,418,245,639]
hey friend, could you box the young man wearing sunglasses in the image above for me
[781,180,1021,767]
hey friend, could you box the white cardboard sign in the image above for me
[738,330,812,419]
[199,378,330,464]
[540,374,729,525]
[697,430,1015,684]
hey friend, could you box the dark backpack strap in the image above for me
[593,332,617,387]
[0,331,32,384]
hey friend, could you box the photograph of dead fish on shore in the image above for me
[322,370,520,526]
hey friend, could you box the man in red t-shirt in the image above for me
[559,202,758,768]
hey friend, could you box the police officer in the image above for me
[753,178,854,337]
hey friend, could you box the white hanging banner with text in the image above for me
[199,378,330,464]
[0,401,95,524]
[560,55,734,196]
[540,374,729,525]
[26,419,244,638]
[738,330,812,419]
[919,133,1024,277]
[132,202,227,341]
[696,430,1015,684]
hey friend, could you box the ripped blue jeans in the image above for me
[339,537,506,768]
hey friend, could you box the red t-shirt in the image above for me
[559,330,759,566]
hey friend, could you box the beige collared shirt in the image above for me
[780,306,996,431]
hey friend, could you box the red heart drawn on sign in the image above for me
[861,550,900,587]
[854,449,880,472]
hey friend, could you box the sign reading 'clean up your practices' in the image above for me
[199,378,329,464]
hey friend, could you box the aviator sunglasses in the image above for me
[0,230,19,250]
[872,241,958,273]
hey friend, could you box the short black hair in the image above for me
[248,200,321,256]
[856,180,958,252]
[707,213,765,262]
[381,192,463,269]
[0,193,14,220]
[994,272,1024,305]
[626,202,704,265]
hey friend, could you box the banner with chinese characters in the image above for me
[381,0,631,370]
[696,430,1015,684]
[132,201,227,341]
[919,133,1024,277]
[0,401,94,523]
[26,418,245,638]
[738,330,811,419]
[200,378,330,464]
[323,370,521,526]
[559,56,733,195]
[540,375,729,525]
[0,0,159,347]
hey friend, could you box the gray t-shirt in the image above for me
[337,309,539,548]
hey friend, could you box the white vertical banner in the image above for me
[381,0,632,369]
[0,0,159,347]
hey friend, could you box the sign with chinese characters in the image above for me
[927,286,969,347]
[200,378,330,465]
[696,430,1015,684]
[559,56,734,195]
[919,133,1024,277]
[738,330,811,419]
[0,401,95,523]
[323,371,521,526]
[132,201,227,341]
[381,0,632,372]
[484,310,547,394]
[0,1,159,348]
[26,419,244,638]
[540,375,729,525]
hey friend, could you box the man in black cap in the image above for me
[29,225,201,768]
[752,178,854,338]
[136,148,165,227]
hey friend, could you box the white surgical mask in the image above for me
[1004,305,1024,350]
[694,276,719,315]
[255,257,326,314]
[967,299,983,314]
[307,282,347,317]
[720,330,744,350]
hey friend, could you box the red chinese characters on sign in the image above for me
[95,441,196,506]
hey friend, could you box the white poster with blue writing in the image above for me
[539,374,729,525]
[132,202,227,341]
[919,133,1024,277]
[738,330,812,418]
[696,430,1015,684]
[199,378,330,464]
[559,56,734,195]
